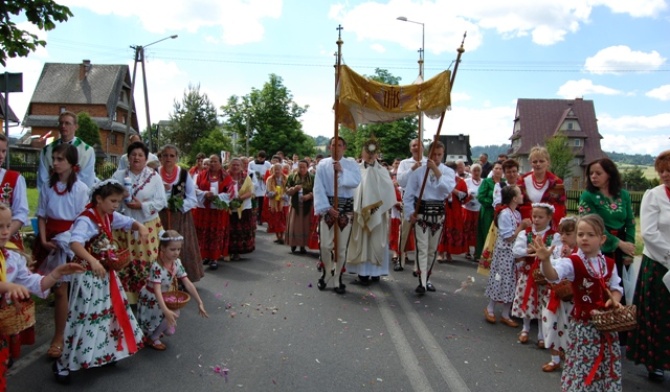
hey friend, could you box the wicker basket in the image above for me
[532,268,548,285]
[0,299,36,335]
[591,304,637,333]
[101,246,131,272]
[551,279,573,301]
[162,275,190,310]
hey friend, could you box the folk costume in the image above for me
[542,251,623,392]
[112,167,167,302]
[475,177,505,271]
[266,172,288,237]
[313,156,361,292]
[626,184,670,375]
[228,175,255,257]
[394,156,426,270]
[512,225,555,320]
[463,176,482,256]
[286,171,315,249]
[158,166,203,282]
[0,168,30,250]
[518,171,566,229]
[542,240,575,356]
[438,176,468,258]
[389,184,403,255]
[57,208,144,374]
[248,159,272,224]
[38,137,95,188]
[403,163,455,293]
[194,170,232,261]
[137,259,187,337]
[485,207,523,304]
[346,159,396,279]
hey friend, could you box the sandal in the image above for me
[47,344,63,358]
[518,331,529,344]
[537,340,545,349]
[542,361,561,372]
[148,340,167,351]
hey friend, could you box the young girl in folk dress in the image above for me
[0,204,85,391]
[55,180,149,384]
[533,214,624,392]
[484,186,531,326]
[266,164,288,244]
[512,203,557,346]
[138,230,208,351]
[541,216,578,373]
[33,144,89,359]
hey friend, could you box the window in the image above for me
[112,112,117,121]
[567,122,573,130]
[111,134,118,145]
[59,106,66,113]
[573,139,581,146]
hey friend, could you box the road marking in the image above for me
[371,286,435,392]
[374,282,471,392]
[6,341,50,377]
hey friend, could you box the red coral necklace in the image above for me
[532,173,547,190]
[161,167,178,184]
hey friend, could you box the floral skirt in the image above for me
[542,296,573,353]
[266,207,286,234]
[114,216,162,297]
[561,321,621,392]
[194,207,230,260]
[463,209,479,248]
[159,209,204,282]
[229,209,255,255]
[511,270,550,319]
[477,222,497,276]
[626,255,670,372]
[58,270,144,372]
[485,237,517,303]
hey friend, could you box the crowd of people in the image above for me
[0,111,668,391]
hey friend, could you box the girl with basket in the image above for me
[33,144,89,359]
[532,214,624,392]
[511,203,556,346]
[54,180,149,384]
[0,203,85,391]
[540,216,578,373]
[138,230,208,351]
[484,186,531,327]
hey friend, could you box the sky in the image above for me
[3,0,670,155]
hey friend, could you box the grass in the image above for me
[618,164,658,181]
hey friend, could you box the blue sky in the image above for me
[4,0,670,155]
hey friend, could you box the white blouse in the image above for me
[463,177,482,211]
[3,250,49,299]
[113,167,167,223]
[641,185,670,268]
[159,167,197,213]
[36,180,89,220]
[70,210,135,245]
[542,250,623,294]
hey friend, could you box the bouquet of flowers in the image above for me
[212,197,229,210]
[168,194,184,212]
[229,198,242,210]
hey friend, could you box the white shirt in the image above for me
[117,153,159,172]
[36,180,89,221]
[159,167,198,213]
[3,250,49,300]
[543,250,623,294]
[112,167,167,223]
[512,225,554,258]
[402,163,455,220]
[396,156,428,189]
[70,210,135,245]
[248,160,272,197]
[313,157,361,215]
[523,175,548,203]
[641,185,670,267]
[463,177,482,211]
[0,168,29,226]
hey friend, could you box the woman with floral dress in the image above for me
[157,144,203,282]
[55,180,149,384]
[112,141,167,304]
[227,158,256,260]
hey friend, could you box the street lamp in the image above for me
[397,16,425,149]
[396,16,424,77]
[124,34,178,152]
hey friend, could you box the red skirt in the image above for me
[463,209,479,248]
[194,207,230,260]
[438,201,467,254]
[389,217,401,252]
[266,207,286,234]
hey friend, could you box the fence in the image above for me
[8,164,38,188]
[565,189,644,217]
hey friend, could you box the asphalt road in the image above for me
[6,228,667,391]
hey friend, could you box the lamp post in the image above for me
[124,34,178,152]
[396,16,424,78]
[397,16,425,147]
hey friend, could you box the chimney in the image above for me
[79,59,92,80]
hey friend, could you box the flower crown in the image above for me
[531,202,555,213]
[89,178,122,196]
[158,230,184,242]
[559,216,578,225]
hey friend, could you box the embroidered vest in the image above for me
[0,170,19,206]
[569,254,615,322]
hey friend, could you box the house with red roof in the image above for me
[508,98,607,190]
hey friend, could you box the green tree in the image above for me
[0,0,72,66]
[621,166,651,191]
[164,84,219,156]
[76,112,101,148]
[221,74,312,157]
[340,68,417,161]
[189,129,233,163]
[545,132,574,180]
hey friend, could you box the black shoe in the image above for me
[334,284,346,295]
[291,246,296,253]
[209,262,218,270]
[356,276,371,286]
[277,239,284,245]
[203,258,210,265]
[426,282,436,292]
[649,369,665,383]
[300,247,307,254]
[413,271,418,277]
[317,279,327,291]
[52,362,71,385]
[371,276,380,282]
[393,262,404,272]
[415,285,426,295]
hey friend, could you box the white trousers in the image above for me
[413,213,444,288]
[319,213,353,287]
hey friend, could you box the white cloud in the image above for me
[584,45,666,74]
[130,59,187,126]
[370,43,386,53]
[62,0,281,45]
[598,112,670,132]
[593,0,668,18]
[646,84,670,101]
[600,134,669,155]
[556,79,623,98]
